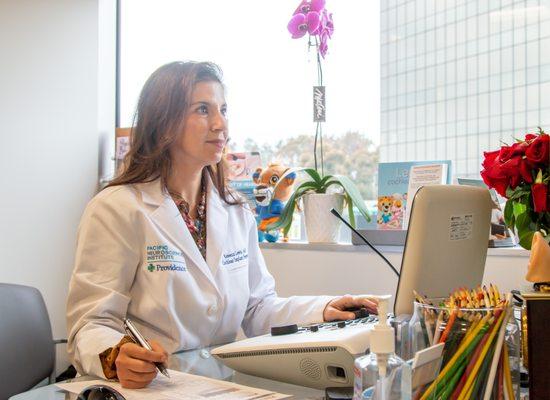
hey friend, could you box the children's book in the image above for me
[377,161,452,230]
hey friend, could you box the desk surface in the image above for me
[9,348,325,400]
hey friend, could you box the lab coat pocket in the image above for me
[225,260,248,273]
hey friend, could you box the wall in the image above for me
[0,0,116,374]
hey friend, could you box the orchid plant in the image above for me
[287,0,334,175]
[267,168,371,236]
[267,2,370,236]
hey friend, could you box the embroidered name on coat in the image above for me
[222,248,248,266]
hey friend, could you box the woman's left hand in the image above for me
[323,295,379,321]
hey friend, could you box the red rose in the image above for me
[483,158,507,179]
[499,146,514,162]
[511,141,528,156]
[481,170,508,197]
[525,134,550,165]
[481,160,509,197]
[525,133,537,142]
[500,156,523,188]
[519,158,534,183]
[482,150,500,169]
[532,183,548,212]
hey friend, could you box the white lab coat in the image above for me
[67,177,333,378]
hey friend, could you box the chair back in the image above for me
[0,283,55,399]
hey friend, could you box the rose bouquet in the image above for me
[481,128,550,249]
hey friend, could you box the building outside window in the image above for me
[380,0,550,179]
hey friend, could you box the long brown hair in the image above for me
[107,61,239,205]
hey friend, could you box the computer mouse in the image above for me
[77,384,125,400]
[343,307,369,319]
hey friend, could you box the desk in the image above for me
[9,348,325,400]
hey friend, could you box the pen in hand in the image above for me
[123,318,171,379]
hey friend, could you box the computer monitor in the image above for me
[394,185,493,316]
[211,185,493,389]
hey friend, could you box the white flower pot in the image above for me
[303,193,345,243]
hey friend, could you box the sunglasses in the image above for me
[77,385,125,400]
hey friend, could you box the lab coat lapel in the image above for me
[206,178,228,277]
[139,180,217,286]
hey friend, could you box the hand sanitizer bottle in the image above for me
[353,295,411,400]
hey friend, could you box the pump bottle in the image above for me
[353,295,411,400]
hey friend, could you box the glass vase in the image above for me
[404,299,520,399]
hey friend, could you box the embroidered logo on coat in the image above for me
[146,245,186,272]
[147,262,187,272]
[146,245,184,261]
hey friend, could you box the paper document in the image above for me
[57,369,291,400]
[403,163,448,229]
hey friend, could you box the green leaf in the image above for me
[515,212,531,231]
[503,200,514,227]
[318,174,334,190]
[282,218,293,237]
[325,174,371,224]
[346,194,356,227]
[303,168,323,184]
[513,201,527,219]
[323,180,344,194]
[268,180,317,214]
[270,167,316,197]
[518,229,535,250]
[508,188,530,201]
[265,182,315,231]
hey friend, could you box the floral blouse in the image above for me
[169,184,207,260]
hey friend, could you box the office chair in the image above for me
[0,283,67,399]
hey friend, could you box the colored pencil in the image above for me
[439,308,458,343]
[482,295,512,400]
[420,315,491,400]
[416,286,515,400]
[456,309,506,400]
[503,344,514,399]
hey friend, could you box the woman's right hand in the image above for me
[115,340,168,389]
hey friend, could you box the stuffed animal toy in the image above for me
[252,163,296,242]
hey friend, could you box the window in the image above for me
[380,1,550,179]
[119,0,380,199]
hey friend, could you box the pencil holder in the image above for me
[405,299,520,400]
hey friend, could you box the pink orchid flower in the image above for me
[287,0,333,58]
[287,0,327,38]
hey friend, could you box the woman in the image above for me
[66,61,378,388]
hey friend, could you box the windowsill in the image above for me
[259,241,530,258]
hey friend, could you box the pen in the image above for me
[123,318,170,379]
